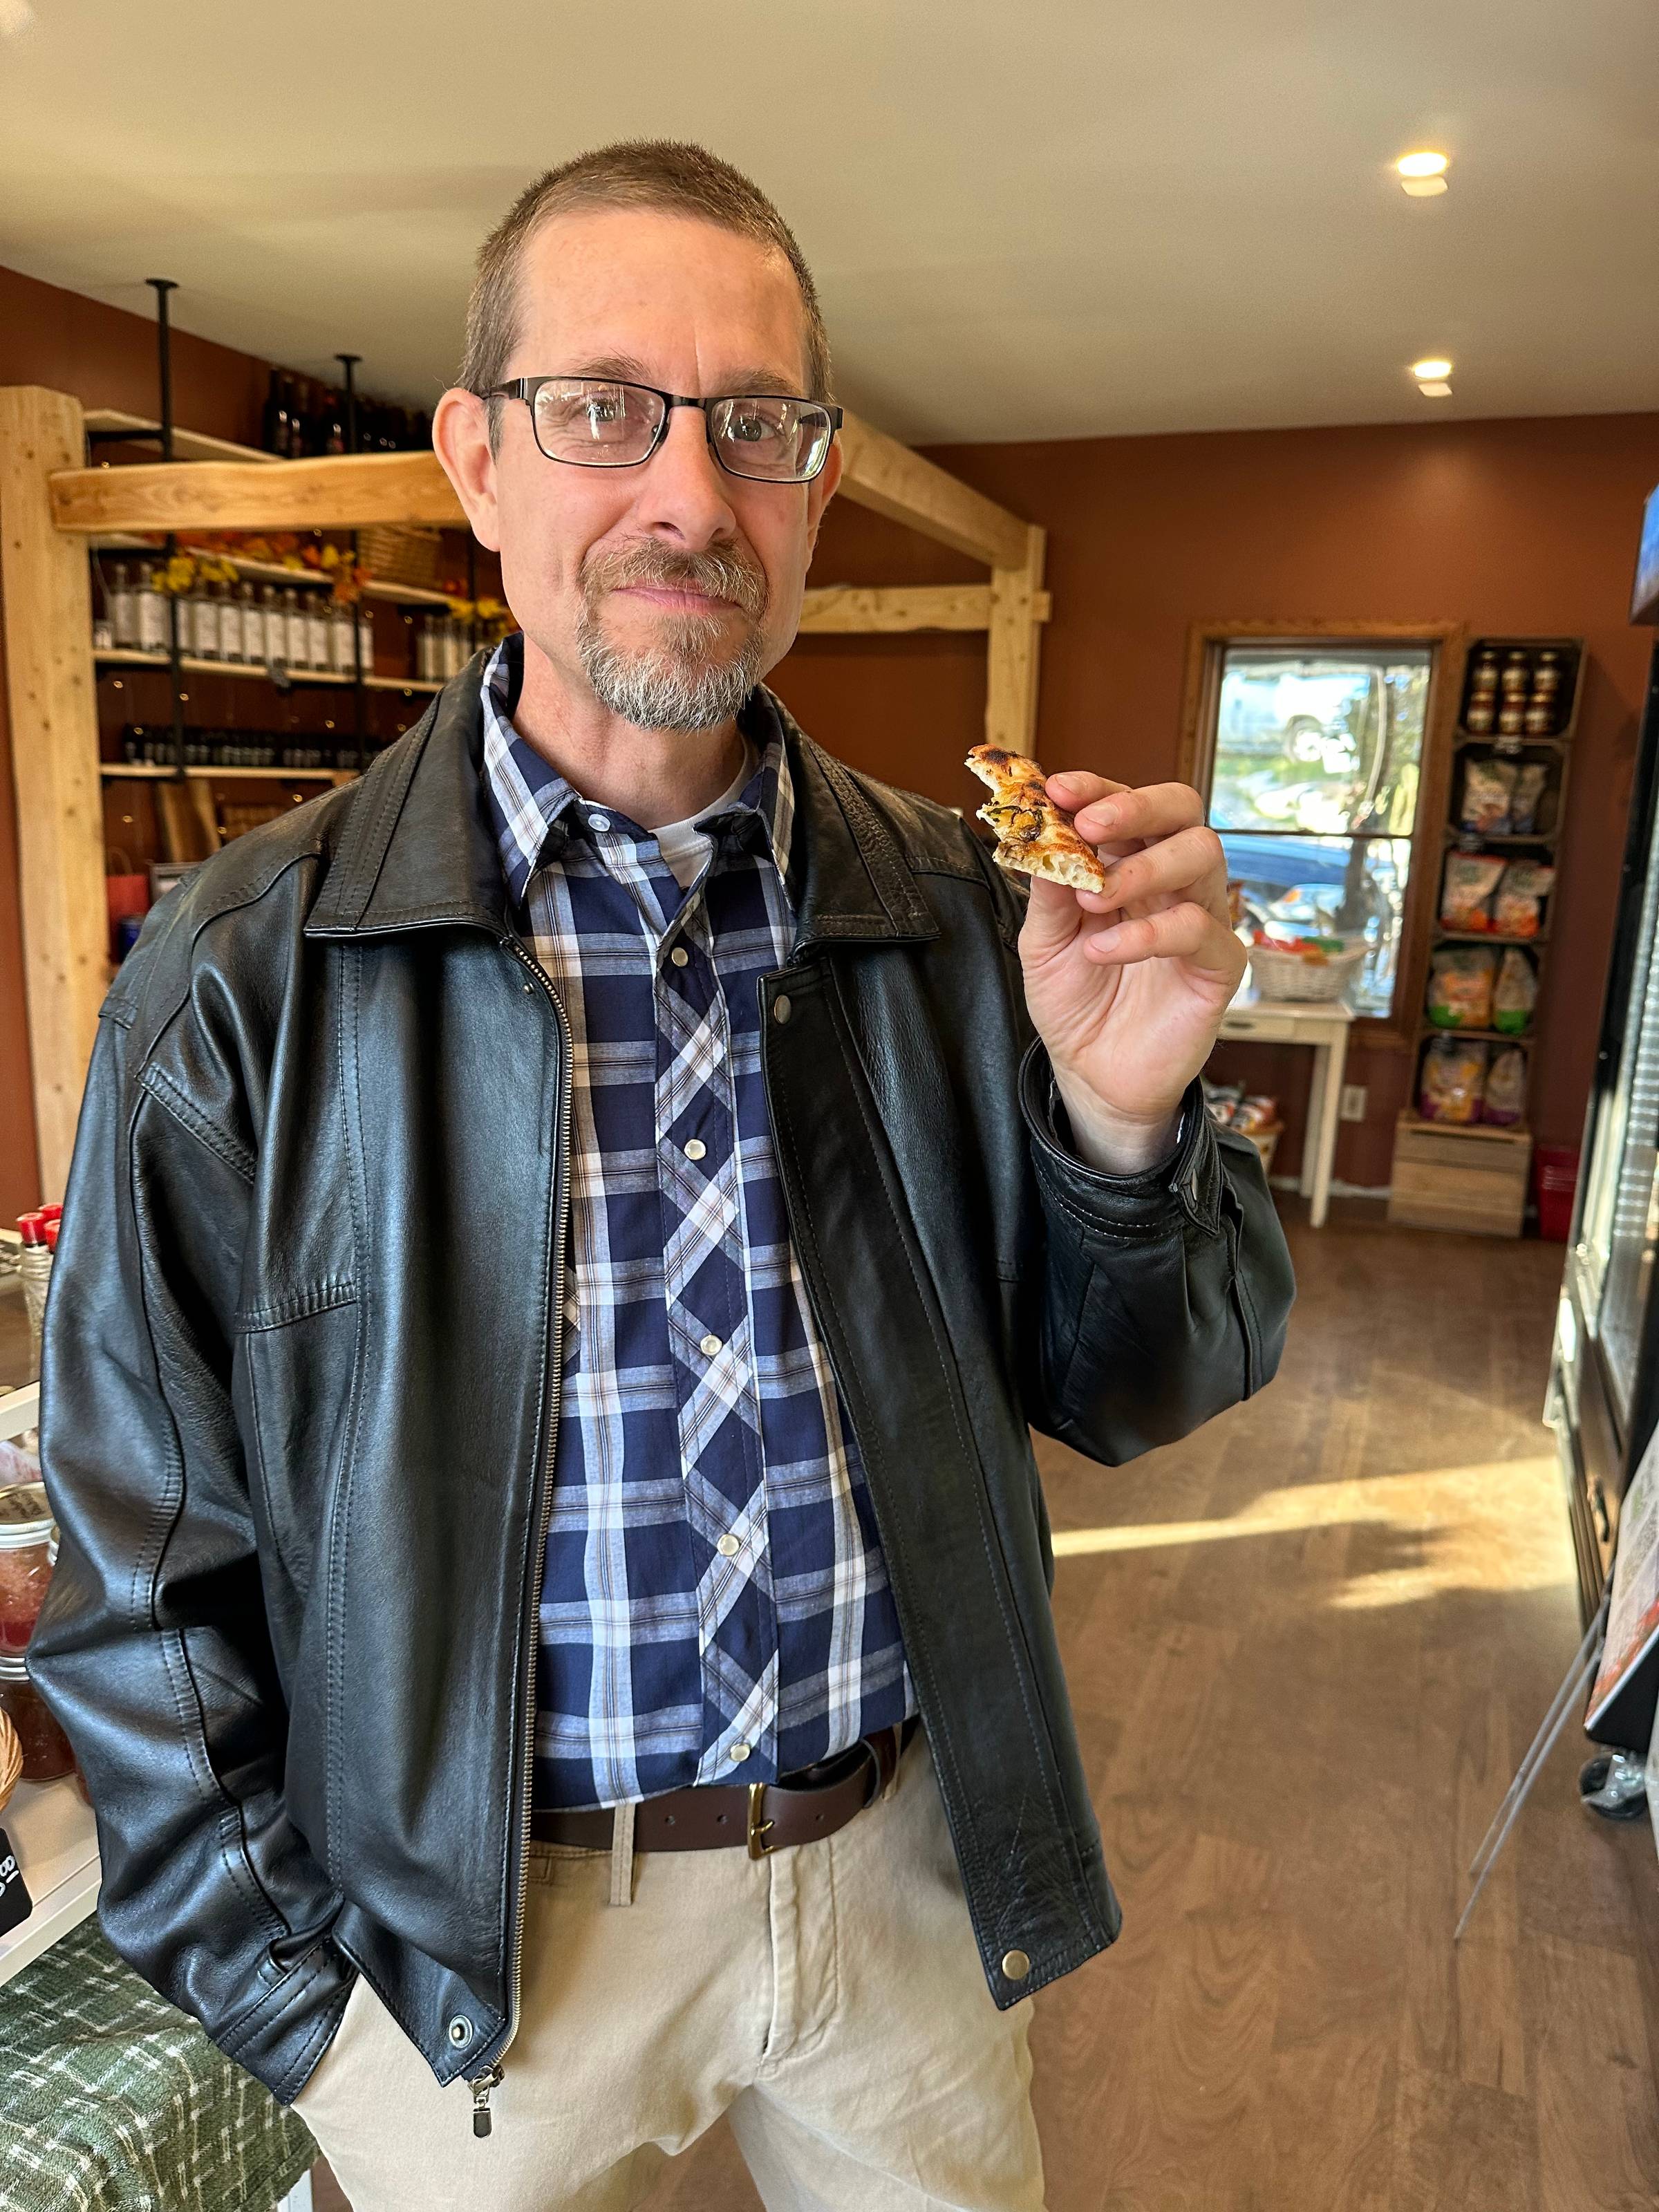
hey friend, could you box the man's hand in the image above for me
[1017,773,1246,1175]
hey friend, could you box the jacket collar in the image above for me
[303,657,938,952]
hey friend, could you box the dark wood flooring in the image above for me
[297,1206,1659,2206]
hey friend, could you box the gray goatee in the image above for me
[577,543,769,733]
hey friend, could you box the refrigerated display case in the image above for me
[1549,512,1659,1656]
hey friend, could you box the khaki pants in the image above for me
[294,1734,1044,2211]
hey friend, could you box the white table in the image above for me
[1218,982,1357,1228]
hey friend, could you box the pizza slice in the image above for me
[965,744,1110,893]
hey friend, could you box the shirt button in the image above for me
[700,1333,722,1357]
[671,946,690,968]
[716,1533,740,1557]
[729,1743,751,1764]
[588,812,611,832]
[771,993,792,1024]
[684,1138,706,1161]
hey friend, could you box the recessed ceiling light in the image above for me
[1396,150,1450,196]
[1417,382,1453,399]
[1410,357,1454,382]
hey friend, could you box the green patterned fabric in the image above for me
[0,1920,317,2212]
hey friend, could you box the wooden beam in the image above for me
[50,411,1038,577]
[49,449,466,534]
[837,412,1029,569]
[984,525,1047,756]
[0,388,108,1197]
[797,582,1051,635]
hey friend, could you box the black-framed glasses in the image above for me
[482,376,842,484]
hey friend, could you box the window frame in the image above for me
[1178,617,1468,1050]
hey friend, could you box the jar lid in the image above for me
[0,1482,53,1548]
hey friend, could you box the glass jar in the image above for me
[0,1482,54,1657]
[0,1656,74,1783]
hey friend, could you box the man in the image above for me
[32,142,1292,2211]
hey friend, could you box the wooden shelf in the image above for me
[91,533,453,609]
[1443,828,1557,847]
[1396,1113,1532,1142]
[1418,1024,1533,1045]
[93,648,440,693]
[1454,731,1565,751]
[102,761,355,785]
[83,408,275,468]
[1434,929,1549,946]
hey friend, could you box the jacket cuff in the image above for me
[1019,1039,1221,1239]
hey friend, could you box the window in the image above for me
[1191,635,1446,1023]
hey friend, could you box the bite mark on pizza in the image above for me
[965,744,1110,893]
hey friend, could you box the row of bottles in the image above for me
[1462,646,1573,739]
[117,727,341,770]
[415,615,485,682]
[97,562,373,675]
[261,370,431,460]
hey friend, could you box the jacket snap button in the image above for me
[447,2016,474,2049]
[1002,1949,1031,1982]
[772,993,792,1024]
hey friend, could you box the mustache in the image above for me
[581,541,769,620]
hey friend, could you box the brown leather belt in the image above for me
[530,1718,917,1860]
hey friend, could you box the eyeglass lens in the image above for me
[527,379,832,481]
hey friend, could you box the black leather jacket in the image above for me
[30,667,1293,2106]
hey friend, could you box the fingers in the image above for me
[1044,771,1132,816]
[1080,901,1248,984]
[1077,823,1230,924]
[1018,873,1088,961]
[1056,780,1206,849]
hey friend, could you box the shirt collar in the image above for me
[478,631,795,909]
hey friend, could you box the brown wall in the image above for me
[774,411,1659,1185]
[3,250,1656,1206]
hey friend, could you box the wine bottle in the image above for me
[109,562,136,649]
[306,591,331,672]
[135,563,169,654]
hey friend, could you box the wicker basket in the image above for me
[1248,944,1367,1004]
[359,523,443,590]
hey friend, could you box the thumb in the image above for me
[1018,875,1087,965]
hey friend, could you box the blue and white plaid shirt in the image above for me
[478,639,913,1810]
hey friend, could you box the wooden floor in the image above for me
[298,1204,1659,2206]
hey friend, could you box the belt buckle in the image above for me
[747,1782,777,1860]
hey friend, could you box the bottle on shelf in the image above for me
[109,561,135,649]
[261,584,285,668]
[216,578,243,664]
[1526,650,1564,735]
[283,587,308,670]
[263,370,292,459]
[135,561,169,655]
[236,580,259,661]
[331,599,357,676]
[307,590,332,673]
[190,577,218,661]
[357,603,375,678]
[416,615,438,684]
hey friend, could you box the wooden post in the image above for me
[984,524,1047,755]
[0,387,105,1198]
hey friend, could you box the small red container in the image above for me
[1534,1145,1580,1243]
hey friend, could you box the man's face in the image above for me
[442,206,840,731]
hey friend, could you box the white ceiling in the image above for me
[1,0,1656,444]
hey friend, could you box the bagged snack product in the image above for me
[1492,947,1537,1035]
[1508,763,1550,835]
[1232,1094,1280,1136]
[1483,1047,1528,1125]
[1419,1036,1488,1124]
[1461,758,1517,834]
[1428,946,1498,1029]
[1440,851,1506,932]
[1493,859,1555,938]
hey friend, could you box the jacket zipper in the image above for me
[467,935,573,2137]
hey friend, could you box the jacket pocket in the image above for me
[235,1291,359,1606]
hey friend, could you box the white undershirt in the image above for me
[649,746,757,888]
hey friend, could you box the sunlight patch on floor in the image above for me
[1051,1454,1573,1607]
